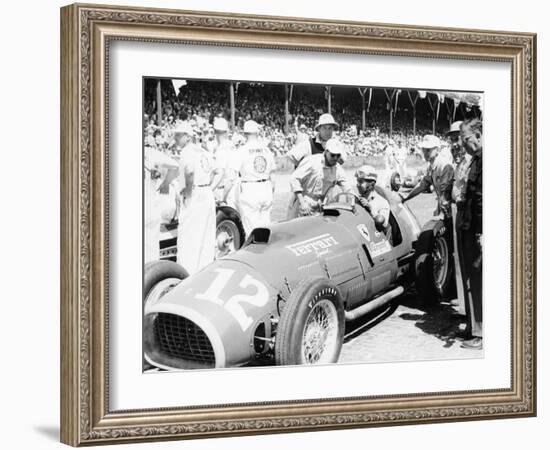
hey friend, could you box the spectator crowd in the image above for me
[144,80,456,160]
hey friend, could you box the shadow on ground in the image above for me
[397,290,468,348]
[33,425,59,441]
[344,302,399,343]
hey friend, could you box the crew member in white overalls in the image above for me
[175,122,217,274]
[212,117,238,209]
[224,120,275,237]
[288,138,352,219]
[144,146,178,262]
[144,147,162,263]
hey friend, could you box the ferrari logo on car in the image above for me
[286,233,339,257]
[356,224,371,242]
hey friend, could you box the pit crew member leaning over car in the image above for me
[224,120,275,237]
[288,138,352,219]
[402,134,454,220]
[355,165,390,232]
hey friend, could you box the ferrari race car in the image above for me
[144,187,454,370]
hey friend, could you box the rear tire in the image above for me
[275,277,345,366]
[414,220,453,305]
[216,207,245,257]
[390,171,402,192]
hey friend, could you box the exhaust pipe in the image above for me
[345,286,404,321]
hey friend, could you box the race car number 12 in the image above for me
[195,268,269,331]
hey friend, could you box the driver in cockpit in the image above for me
[355,165,390,232]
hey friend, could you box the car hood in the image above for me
[144,259,278,369]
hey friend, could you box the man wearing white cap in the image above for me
[402,134,454,219]
[355,165,390,230]
[175,122,217,274]
[224,120,275,236]
[288,138,352,219]
[287,113,339,168]
[211,117,238,208]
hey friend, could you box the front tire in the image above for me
[143,261,188,372]
[275,277,345,366]
[143,260,188,306]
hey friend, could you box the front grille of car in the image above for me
[153,313,215,367]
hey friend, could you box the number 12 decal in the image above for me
[195,268,269,331]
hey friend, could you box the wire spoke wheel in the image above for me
[145,277,180,307]
[216,219,240,258]
[301,299,339,364]
[432,236,449,291]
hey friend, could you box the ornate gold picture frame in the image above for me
[60,3,536,446]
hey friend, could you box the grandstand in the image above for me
[143,78,482,159]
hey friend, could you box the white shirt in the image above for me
[178,143,216,191]
[214,140,236,186]
[361,190,390,227]
[290,153,351,200]
[230,140,274,182]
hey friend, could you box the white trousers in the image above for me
[238,181,273,236]
[144,178,161,263]
[177,187,216,274]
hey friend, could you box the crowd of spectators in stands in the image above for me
[144,80,455,159]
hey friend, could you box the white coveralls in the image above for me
[144,164,161,263]
[213,140,238,209]
[231,141,275,236]
[288,153,352,219]
[144,146,178,263]
[177,144,217,274]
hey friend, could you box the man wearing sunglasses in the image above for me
[288,138,351,218]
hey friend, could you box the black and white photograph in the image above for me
[142,78,484,371]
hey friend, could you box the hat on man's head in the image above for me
[324,138,344,155]
[418,134,442,149]
[173,122,194,136]
[213,117,229,132]
[243,120,260,134]
[446,121,463,136]
[315,113,339,130]
[355,165,378,181]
